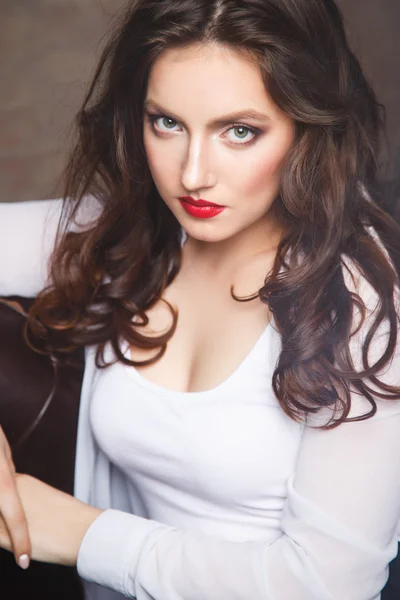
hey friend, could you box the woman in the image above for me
[0,0,400,598]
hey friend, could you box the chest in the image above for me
[91,349,304,510]
[130,272,272,393]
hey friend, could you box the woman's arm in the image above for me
[0,196,100,297]
[0,195,100,568]
[0,199,62,568]
[0,199,63,297]
[75,403,400,600]
[0,427,31,569]
[2,397,399,599]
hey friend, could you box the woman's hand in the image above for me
[0,473,102,566]
[0,426,31,569]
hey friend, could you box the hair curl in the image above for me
[29,0,400,428]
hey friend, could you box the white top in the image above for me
[1,197,400,600]
[91,327,302,541]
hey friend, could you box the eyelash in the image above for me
[145,113,262,147]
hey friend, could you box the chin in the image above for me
[182,221,236,244]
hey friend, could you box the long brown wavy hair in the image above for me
[29,0,400,429]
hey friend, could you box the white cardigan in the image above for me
[1,198,400,600]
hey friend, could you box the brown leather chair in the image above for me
[0,297,84,599]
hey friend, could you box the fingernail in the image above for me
[18,554,30,570]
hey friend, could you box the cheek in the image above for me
[235,153,283,200]
[144,135,181,190]
[235,134,293,201]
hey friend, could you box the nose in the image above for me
[181,136,216,193]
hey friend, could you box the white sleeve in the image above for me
[77,267,400,600]
[0,196,100,297]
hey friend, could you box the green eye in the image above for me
[162,117,177,129]
[225,124,259,146]
[233,126,250,139]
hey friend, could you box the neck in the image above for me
[184,216,282,271]
[181,215,283,294]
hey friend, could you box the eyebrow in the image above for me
[144,100,271,127]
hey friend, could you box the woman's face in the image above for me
[143,43,295,243]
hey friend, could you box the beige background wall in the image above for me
[0,0,399,203]
[337,0,400,179]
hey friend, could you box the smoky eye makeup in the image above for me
[144,112,180,133]
[222,123,263,147]
[144,110,264,147]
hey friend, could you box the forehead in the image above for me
[146,43,283,121]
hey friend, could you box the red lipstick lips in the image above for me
[178,196,225,219]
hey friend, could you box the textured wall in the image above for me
[0,0,126,202]
[337,0,400,178]
[0,0,399,202]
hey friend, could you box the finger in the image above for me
[0,515,12,552]
[0,464,31,568]
[7,459,16,475]
[1,431,16,475]
[4,447,16,475]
